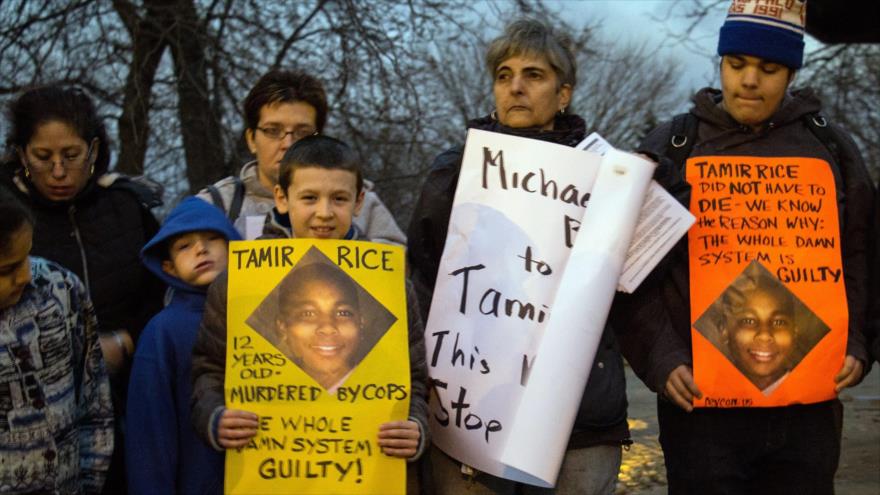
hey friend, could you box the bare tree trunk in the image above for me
[167,0,225,192]
[114,0,172,176]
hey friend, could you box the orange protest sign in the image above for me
[686,156,846,407]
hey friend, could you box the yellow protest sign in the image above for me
[224,239,410,494]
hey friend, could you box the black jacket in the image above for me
[2,168,164,341]
[613,87,876,394]
[867,189,880,365]
[407,113,630,448]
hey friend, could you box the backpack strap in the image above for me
[207,177,245,221]
[802,112,847,202]
[666,112,699,175]
[653,112,698,194]
[228,176,245,222]
[206,184,226,213]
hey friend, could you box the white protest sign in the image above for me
[425,129,657,486]
[426,129,599,484]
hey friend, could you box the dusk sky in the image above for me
[555,1,724,91]
[548,1,824,98]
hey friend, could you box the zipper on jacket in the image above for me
[68,205,91,294]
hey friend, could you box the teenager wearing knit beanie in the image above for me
[717,0,806,132]
[612,0,877,492]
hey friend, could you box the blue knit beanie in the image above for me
[717,0,807,69]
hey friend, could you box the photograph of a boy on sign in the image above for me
[246,248,397,391]
[694,261,830,395]
[276,262,365,390]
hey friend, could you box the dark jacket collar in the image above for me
[466,113,587,148]
[691,87,822,132]
[687,87,823,151]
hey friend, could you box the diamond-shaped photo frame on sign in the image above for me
[245,246,397,390]
[694,260,830,395]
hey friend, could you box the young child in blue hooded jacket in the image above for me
[125,197,241,495]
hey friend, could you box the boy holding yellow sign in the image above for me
[191,135,428,494]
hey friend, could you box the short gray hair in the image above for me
[485,19,577,88]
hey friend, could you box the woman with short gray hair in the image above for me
[408,18,630,494]
[485,18,577,97]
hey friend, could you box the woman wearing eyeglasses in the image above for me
[197,69,407,244]
[196,69,325,239]
[2,84,164,495]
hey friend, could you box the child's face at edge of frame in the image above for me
[277,277,362,388]
[723,288,796,390]
[273,166,364,240]
[161,231,229,287]
[0,223,33,310]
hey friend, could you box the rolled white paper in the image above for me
[499,149,655,486]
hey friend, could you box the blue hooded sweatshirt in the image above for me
[126,197,241,495]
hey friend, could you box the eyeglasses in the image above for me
[256,126,318,141]
[25,142,95,174]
